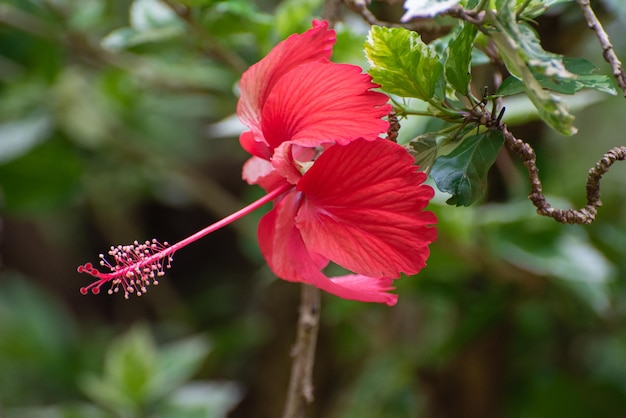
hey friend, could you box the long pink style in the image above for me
[77,183,292,298]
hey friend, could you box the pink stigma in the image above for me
[77,239,172,299]
[78,183,293,299]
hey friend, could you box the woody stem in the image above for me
[281,284,321,418]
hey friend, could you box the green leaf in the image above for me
[101,0,184,50]
[101,26,183,51]
[197,1,272,57]
[200,0,272,38]
[497,57,617,96]
[67,0,106,31]
[130,0,180,30]
[162,382,243,418]
[81,327,157,416]
[407,132,440,173]
[0,113,52,164]
[365,26,444,102]
[149,335,211,399]
[135,57,237,93]
[484,210,615,313]
[107,326,158,403]
[509,24,571,78]
[81,326,215,414]
[517,0,574,19]
[430,130,504,206]
[406,124,472,173]
[81,326,158,413]
[487,4,577,135]
[445,22,477,95]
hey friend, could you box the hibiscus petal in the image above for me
[261,61,391,150]
[242,156,287,191]
[258,191,398,305]
[329,274,398,306]
[271,142,303,185]
[237,20,335,151]
[240,131,271,160]
[258,190,328,279]
[296,139,437,279]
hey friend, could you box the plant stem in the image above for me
[576,0,626,97]
[281,284,321,418]
[161,0,248,73]
[502,125,626,224]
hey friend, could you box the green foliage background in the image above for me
[1,0,626,417]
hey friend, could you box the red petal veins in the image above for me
[258,191,328,280]
[296,139,437,279]
[237,21,335,151]
[258,192,399,305]
[261,62,391,150]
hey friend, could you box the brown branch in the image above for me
[446,5,487,28]
[281,285,321,418]
[458,0,626,225]
[323,0,343,28]
[500,123,626,224]
[342,0,451,41]
[161,0,248,73]
[463,101,626,225]
[343,0,399,27]
[576,0,626,97]
[0,3,58,39]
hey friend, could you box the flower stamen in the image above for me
[78,239,173,299]
[78,182,293,299]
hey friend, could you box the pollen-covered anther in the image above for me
[77,239,174,299]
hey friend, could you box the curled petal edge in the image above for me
[242,156,288,192]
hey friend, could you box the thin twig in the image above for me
[463,104,626,224]
[0,3,58,39]
[456,0,626,224]
[161,0,248,73]
[0,3,147,74]
[446,5,487,28]
[323,0,343,27]
[576,0,626,97]
[500,123,626,224]
[343,0,399,27]
[281,285,321,418]
[342,0,451,40]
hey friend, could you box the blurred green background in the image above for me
[1,0,626,417]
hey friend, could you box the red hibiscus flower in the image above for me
[257,138,437,306]
[237,20,391,160]
[77,21,437,306]
[237,20,436,305]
